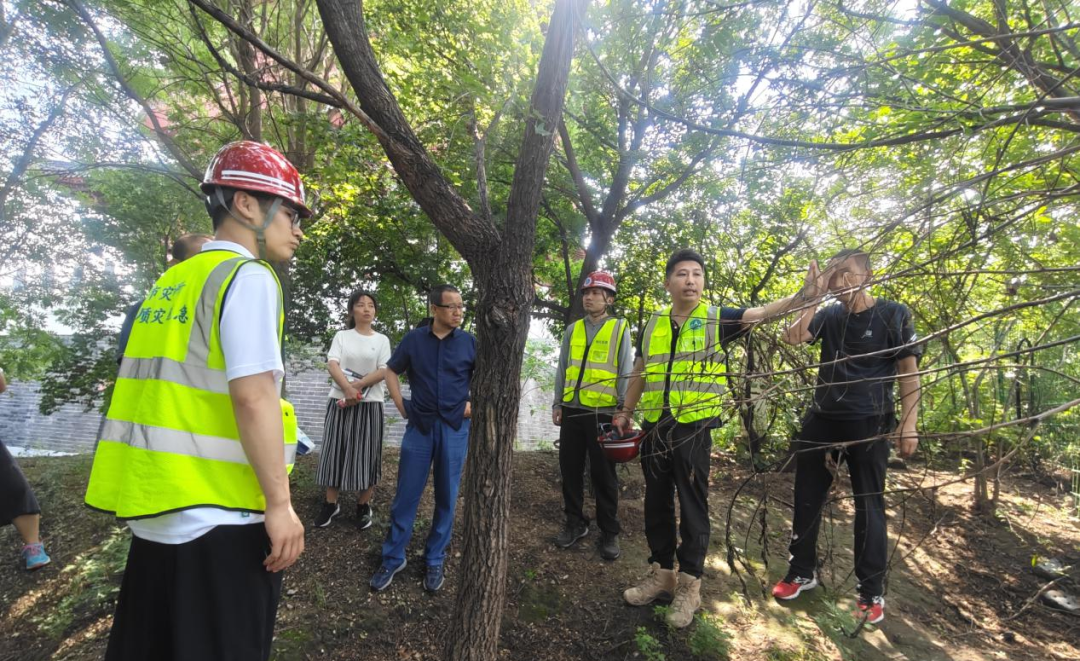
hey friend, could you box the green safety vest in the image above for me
[640,302,727,424]
[85,249,297,519]
[562,317,625,409]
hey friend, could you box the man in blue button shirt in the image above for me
[371,284,476,593]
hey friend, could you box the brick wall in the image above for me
[0,367,560,454]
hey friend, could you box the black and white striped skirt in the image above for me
[316,399,384,492]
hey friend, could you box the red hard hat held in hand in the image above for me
[582,271,617,294]
[597,423,645,463]
[201,141,312,217]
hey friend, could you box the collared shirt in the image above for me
[387,324,477,433]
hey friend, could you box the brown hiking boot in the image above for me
[623,562,677,606]
[666,572,702,628]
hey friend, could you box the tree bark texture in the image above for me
[314,1,584,658]
[447,3,582,659]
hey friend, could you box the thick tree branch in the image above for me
[924,0,1080,117]
[314,0,496,263]
[188,6,342,107]
[187,0,390,145]
[0,87,73,225]
[497,0,584,269]
[63,0,202,179]
[557,118,600,226]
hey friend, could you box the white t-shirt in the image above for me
[327,329,391,401]
[127,240,284,544]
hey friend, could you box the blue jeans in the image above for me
[381,418,470,569]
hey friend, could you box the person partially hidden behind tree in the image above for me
[116,233,212,365]
[0,366,51,571]
[772,249,922,626]
[615,248,817,628]
[551,270,633,561]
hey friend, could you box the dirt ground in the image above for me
[2,448,1079,660]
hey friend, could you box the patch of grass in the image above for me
[272,627,314,661]
[688,612,732,659]
[635,626,666,661]
[807,599,862,661]
[518,582,562,623]
[35,525,130,639]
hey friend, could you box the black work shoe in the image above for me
[357,503,373,531]
[600,532,621,561]
[554,521,589,548]
[314,501,340,528]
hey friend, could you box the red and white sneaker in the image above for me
[771,572,818,600]
[856,595,885,624]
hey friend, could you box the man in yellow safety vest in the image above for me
[614,248,823,628]
[85,141,309,660]
[552,270,633,561]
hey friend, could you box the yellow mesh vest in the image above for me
[85,249,297,519]
[640,303,727,424]
[562,318,624,408]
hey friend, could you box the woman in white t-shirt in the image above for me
[314,290,392,530]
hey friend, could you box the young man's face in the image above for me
[233,190,305,261]
[827,256,870,304]
[430,290,465,329]
[263,201,305,262]
[581,287,612,315]
[664,260,704,307]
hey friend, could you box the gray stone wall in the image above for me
[0,367,560,454]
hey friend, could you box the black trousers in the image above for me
[559,407,620,534]
[789,413,891,598]
[106,523,283,661]
[641,417,712,578]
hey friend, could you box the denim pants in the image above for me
[381,418,470,569]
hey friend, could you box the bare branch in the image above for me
[63,0,202,179]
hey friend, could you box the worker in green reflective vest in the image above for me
[85,141,310,661]
[614,248,825,629]
[551,270,633,561]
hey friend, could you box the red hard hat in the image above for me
[597,425,645,463]
[201,141,312,217]
[582,271,617,294]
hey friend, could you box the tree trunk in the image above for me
[447,3,582,658]
[313,1,584,658]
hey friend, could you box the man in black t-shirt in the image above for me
[772,249,922,626]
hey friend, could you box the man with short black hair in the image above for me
[372,284,476,593]
[552,270,633,560]
[772,249,922,626]
[86,141,308,661]
[616,248,820,628]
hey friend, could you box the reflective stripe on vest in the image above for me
[85,250,297,519]
[562,318,624,408]
[639,303,728,424]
